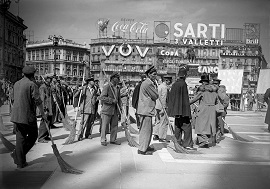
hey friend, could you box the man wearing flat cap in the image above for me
[38,74,56,143]
[168,66,196,150]
[98,72,122,146]
[75,76,98,140]
[10,66,47,169]
[137,66,159,155]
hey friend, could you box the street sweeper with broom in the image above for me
[99,72,122,146]
[10,66,47,169]
[136,66,159,155]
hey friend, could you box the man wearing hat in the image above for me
[98,72,122,146]
[137,66,159,155]
[167,66,195,150]
[132,74,147,129]
[190,74,218,148]
[38,74,56,143]
[10,66,47,168]
[120,80,130,127]
[75,76,98,140]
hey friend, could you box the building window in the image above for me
[73,56,77,61]
[115,55,118,61]
[92,47,95,53]
[116,47,118,52]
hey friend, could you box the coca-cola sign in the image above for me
[111,21,148,34]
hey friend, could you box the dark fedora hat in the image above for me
[145,65,157,75]
[86,76,95,82]
[199,74,210,83]
[110,72,120,79]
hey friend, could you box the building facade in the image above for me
[26,38,90,85]
[0,8,27,82]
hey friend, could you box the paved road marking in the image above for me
[229,124,267,127]
[157,148,270,166]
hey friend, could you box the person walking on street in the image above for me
[38,75,55,143]
[75,76,98,140]
[99,72,122,146]
[153,76,170,142]
[137,66,159,155]
[167,66,195,150]
[10,66,47,169]
[264,88,270,132]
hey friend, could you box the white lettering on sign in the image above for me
[101,45,149,57]
[174,23,225,39]
[102,45,115,56]
[198,66,219,73]
[119,44,132,57]
[135,46,149,57]
[175,38,223,46]
[160,50,179,57]
[246,39,259,44]
[112,21,148,34]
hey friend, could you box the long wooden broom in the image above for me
[157,98,189,154]
[0,131,15,151]
[221,117,252,142]
[102,70,139,147]
[43,120,83,174]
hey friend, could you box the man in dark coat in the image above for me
[131,74,146,129]
[10,66,47,169]
[167,66,195,150]
[264,88,270,132]
[38,75,55,143]
[137,66,159,155]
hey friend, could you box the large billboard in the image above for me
[218,69,244,94]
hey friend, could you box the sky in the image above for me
[8,0,270,62]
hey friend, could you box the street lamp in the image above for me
[48,35,63,76]
[0,0,11,80]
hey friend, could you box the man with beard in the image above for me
[137,66,159,155]
[167,66,196,150]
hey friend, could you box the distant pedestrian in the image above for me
[137,66,159,155]
[263,88,270,132]
[10,66,47,169]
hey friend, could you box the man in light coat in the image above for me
[99,72,122,146]
[137,66,159,155]
[264,88,270,132]
[153,76,170,142]
[76,76,98,140]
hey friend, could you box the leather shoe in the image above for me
[199,144,209,148]
[10,150,18,165]
[101,142,107,146]
[110,141,121,145]
[159,138,170,143]
[137,150,152,155]
[38,139,49,143]
[184,146,197,151]
[17,162,28,169]
[147,146,155,151]
[153,135,159,141]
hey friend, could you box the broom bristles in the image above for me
[128,125,139,134]
[0,132,15,151]
[170,135,189,154]
[63,125,76,145]
[52,144,83,174]
[124,127,139,147]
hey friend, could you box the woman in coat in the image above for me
[190,75,218,148]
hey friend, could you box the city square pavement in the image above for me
[0,104,270,189]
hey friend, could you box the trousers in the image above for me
[138,115,153,152]
[14,122,38,166]
[174,116,193,148]
[100,113,118,143]
[153,109,168,139]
